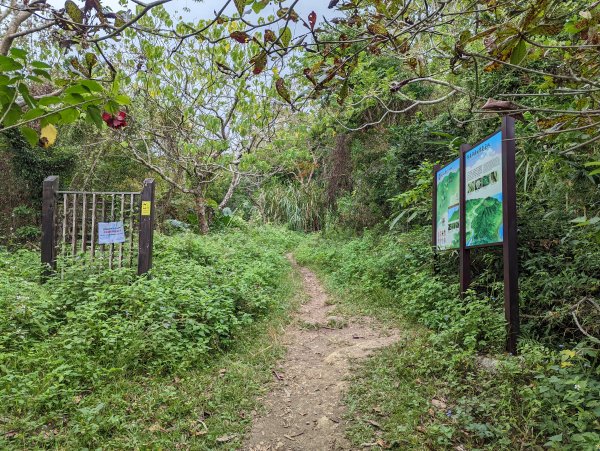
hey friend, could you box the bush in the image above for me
[0,226,298,425]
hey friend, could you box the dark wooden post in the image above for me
[502,116,519,354]
[432,164,440,273]
[138,178,156,276]
[41,176,59,280]
[459,144,472,297]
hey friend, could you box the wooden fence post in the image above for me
[138,178,156,276]
[502,116,520,354]
[41,176,59,280]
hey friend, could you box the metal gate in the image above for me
[41,176,155,278]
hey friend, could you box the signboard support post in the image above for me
[459,144,472,297]
[432,164,440,274]
[138,178,156,276]
[41,176,59,281]
[501,116,519,354]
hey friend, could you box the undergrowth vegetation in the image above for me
[295,229,600,450]
[0,226,299,448]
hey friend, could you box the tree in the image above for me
[113,16,286,233]
[0,0,170,144]
[190,1,599,151]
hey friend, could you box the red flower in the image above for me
[102,111,128,129]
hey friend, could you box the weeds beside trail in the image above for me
[295,229,600,450]
[0,226,301,449]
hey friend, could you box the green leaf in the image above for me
[18,83,35,108]
[234,0,245,15]
[22,107,45,121]
[40,112,61,127]
[63,93,85,105]
[31,61,52,69]
[252,0,267,13]
[38,96,62,106]
[114,94,131,105]
[79,79,103,92]
[85,53,98,72]
[2,104,22,126]
[65,84,91,95]
[367,22,387,36]
[0,55,23,72]
[104,99,120,114]
[32,68,52,80]
[510,39,527,65]
[9,48,27,60]
[26,75,46,84]
[85,105,103,128]
[338,78,349,105]
[65,0,83,23]
[280,26,292,48]
[115,13,126,28]
[60,107,80,124]
[20,126,38,147]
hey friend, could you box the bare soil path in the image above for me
[244,256,399,451]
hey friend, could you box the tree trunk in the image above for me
[194,195,210,235]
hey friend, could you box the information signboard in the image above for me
[98,221,126,245]
[435,158,460,250]
[465,131,503,247]
[431,117,518,354]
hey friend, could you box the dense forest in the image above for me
[1,0,599,449]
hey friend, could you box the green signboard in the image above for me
[465,131,504,247]
[435,158,460,250]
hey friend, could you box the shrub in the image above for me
[0,226,298,424]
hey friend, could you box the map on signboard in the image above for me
[465,131,503,247]
[436,158,460,250]
[98,221,126,245]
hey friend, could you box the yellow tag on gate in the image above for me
[141,201,151,216]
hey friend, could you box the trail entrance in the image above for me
[245,257,399,450]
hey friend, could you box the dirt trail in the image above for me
[244,257,399,451]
